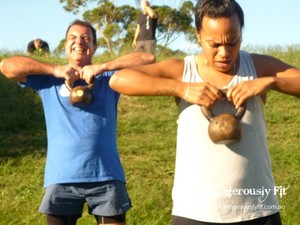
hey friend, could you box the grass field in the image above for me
[0,49,299,225]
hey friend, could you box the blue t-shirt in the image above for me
[22,71,125,187]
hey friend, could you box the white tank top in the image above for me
[172,51,279,222]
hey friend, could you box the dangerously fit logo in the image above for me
[218,183,290,202]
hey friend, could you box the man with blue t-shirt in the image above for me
[0,20,154,225]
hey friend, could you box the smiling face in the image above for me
[197,14,242,73]
[64,24,97,68]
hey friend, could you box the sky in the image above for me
[1,0,300,54]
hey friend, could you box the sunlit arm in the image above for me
[79,52,155,84]
[101,52,155,72]
[254,54,300,97]
[272,72,300,98]
[228,72,300,107]
[145,5,158,19]
[0,56,55,82]
[132,25,141,48]
[109,68,187,98]
[110,58,184,96]
[228,54,300,107]
[109,58,223,107]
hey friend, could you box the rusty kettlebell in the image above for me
[200,99,246,145]
[65,81,95,108]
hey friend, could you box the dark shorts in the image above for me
[136,39,156,54]
[39,180,131,217]
[172,212,282,225]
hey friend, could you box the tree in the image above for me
[155,1,195,47]
[57,0,195,54]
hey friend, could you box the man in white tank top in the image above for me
[109,0,300,224]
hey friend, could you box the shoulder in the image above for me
[158,58,184,67]
[156,58,184,80]
[151,10,159,19]
[27,40,34,47]
[42,41,49,46]
[249,52,293,78]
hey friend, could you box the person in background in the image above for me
[132,0,158,54]
[109,0,300,224]
[0,20,155,225]
[27,38,50,56]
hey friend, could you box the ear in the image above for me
[64,40,67,50]
[92,44,97,54]
[196,32,201,46]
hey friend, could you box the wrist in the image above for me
[184,84,190,101]
[173,81,188,99]
[101,63,108,72]
[50,64,57,76]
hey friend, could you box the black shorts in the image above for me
[172,212,282,225]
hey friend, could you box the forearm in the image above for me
[102,52,155,71]
[272,76,300,98]
[0,56,55,81]
[227,75,300,107]
[145,6,157,18]
[133,27,140,42]
[110,68,187,98]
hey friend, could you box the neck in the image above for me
[68,59,92,70]
[195,55,237,89]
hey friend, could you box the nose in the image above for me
[217,46,230,58]
[75,36,84,44]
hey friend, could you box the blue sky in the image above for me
[1,0,300,54]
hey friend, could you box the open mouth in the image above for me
[73,47,87,54]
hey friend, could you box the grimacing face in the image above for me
[64,24,97,66]
[197,14,242,73]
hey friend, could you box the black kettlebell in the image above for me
[200,97,246,145]
[65,81,95,108]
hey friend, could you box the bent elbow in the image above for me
[109,71,125,93]
[0,59,13,80]
[148,54,156,63]
[110,70,137,96]
[0,59,26,82]
[142,53,156,64]
[109,73,119,91]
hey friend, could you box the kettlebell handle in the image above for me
[200,102,247,122]
[64,79,95,91]
[201,89,246,121]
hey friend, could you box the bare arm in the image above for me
[144,4,158,19]
[254,54,300,96]
[110,59,184,96]
[0,56,55,82]
[0,56,81,84]
[80,52,155,83]
[101,52,155,71]
[110,58,222,107]
[0,52,154,85]
[227,53,300,107]
[132,25,141,48]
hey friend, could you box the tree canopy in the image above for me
[57,0,197,54]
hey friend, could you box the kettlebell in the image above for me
[65,81,95,108]
[200,99,246,145]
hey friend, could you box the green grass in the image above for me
[0,50,299,225]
